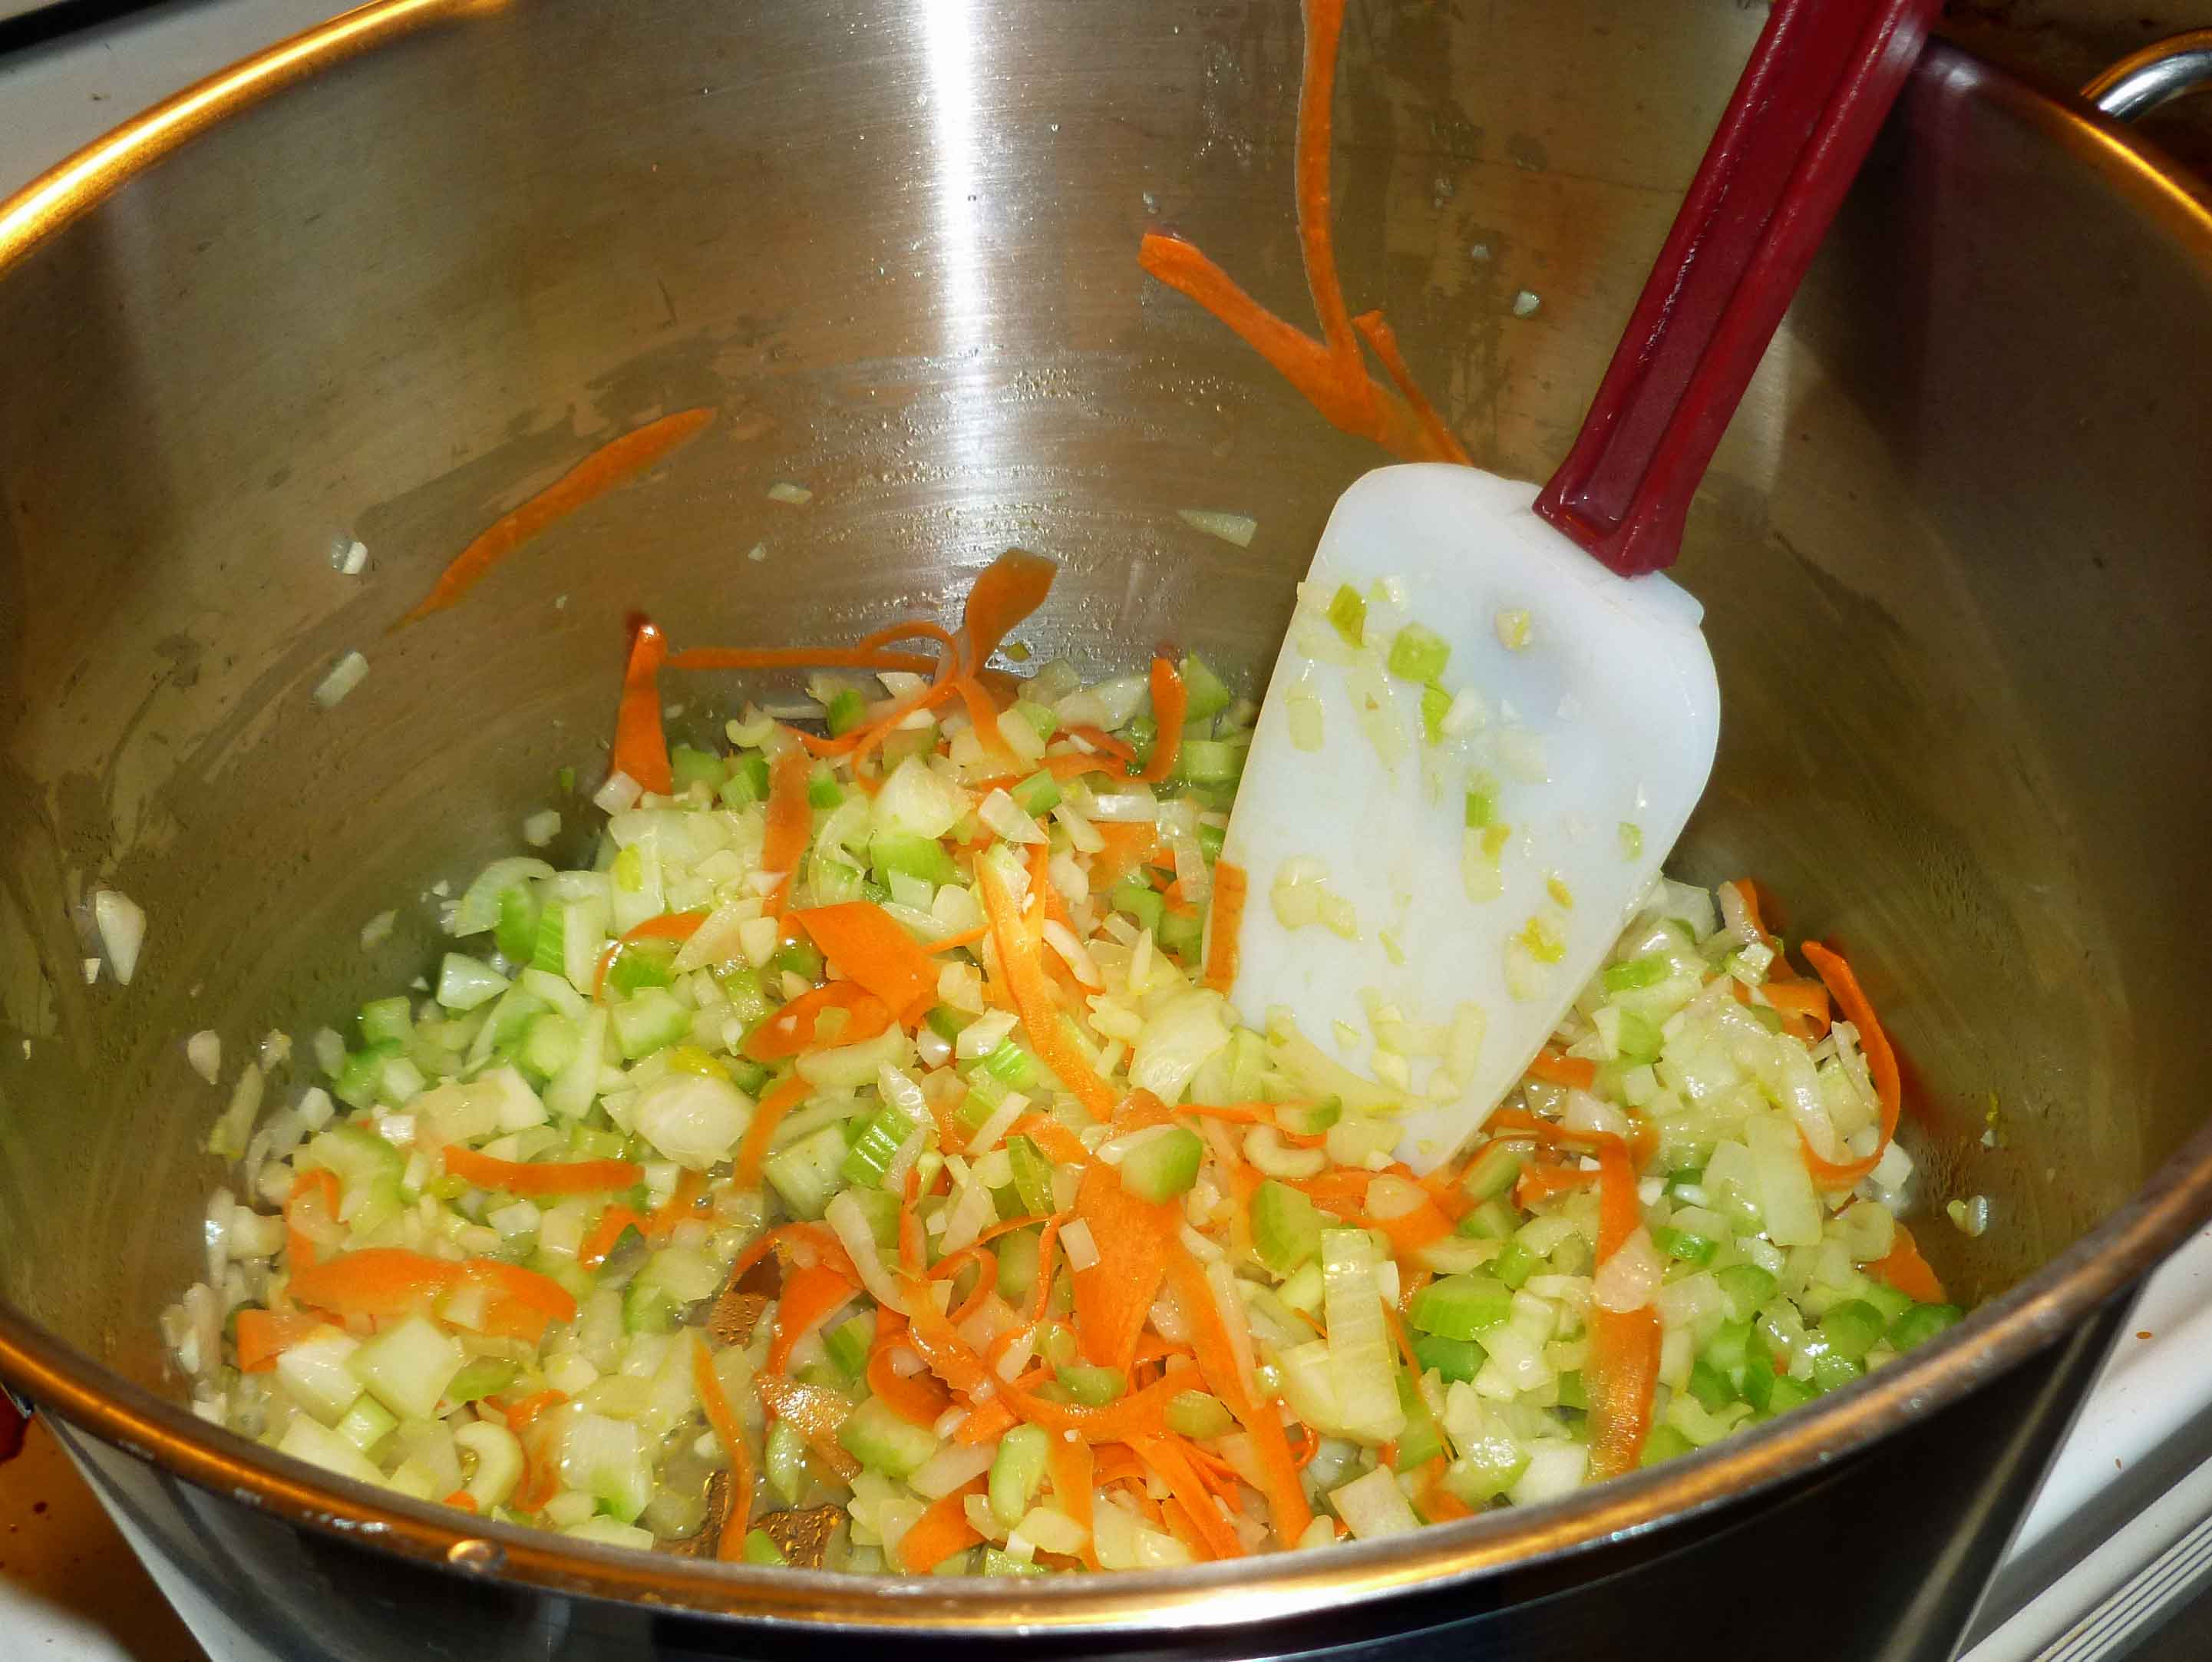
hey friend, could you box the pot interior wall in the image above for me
[1,0,2208,1399]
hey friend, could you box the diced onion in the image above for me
[186,1030,222,1085]
[92,888,147,986]
[312,651,368,709]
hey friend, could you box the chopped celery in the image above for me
[1387,623,1449,683]
[1156,909,1202,962]
[447,1357,519,1404]
[1555,1370,1590,1411]
[825,686,868,737]
[765,1123,853,1219]
[1420,684,1450,746]
[995,1228,1042,1301]
[1180,654,1233,724]
[1716,1263,1780,1323]
[1122,714,1158,766]
[1174,737,1244,785]
[1411,1331,1484,1384]
[609,987,689,1059]
[1768,1374,1819,1414]
[838,1396,939,1478]
[824,1313,876,1380]
[718,963,774,1028]
[1464,779,1497,828]
[436,953,510,1013]
[741,1528,790,1566]
[1011,702,1058,745]
[359,996,414,1049]
[1251,1181,1324,1275]
[670,745,727,793]
[1857,1280,1917,1324]
[1641,1424,1695,1467]
[870,831,959,890]
[1819,1300,1887,1363]
[1165,1391,1236,1440]
[1889,1303,1964,1352]
[972,1039,1040,1089]
[1007,1135,1056,1218]
[771,938,824,983]
[1655,1226,1718,1267]
[1110,877,1165,934]
[1197,821,1225,861]
[1603,953,1672,993]
[1491,1240,1540,1290]
[765,1419,809,1505]
[1408,1274,1513,1341]
[606,939,678,996]
[1276,1099,1342,1137]
[1394,1373,1448,1472]
[1057,1365,1127,1406]
[1614,1010,1664,1062]
[990,1424,1049,1527]
[1687,1359,1736,1412]
[347,1315,463,1420]
[1118,1126,1203,1203]
[982,1548,1046,1577]
[1459,1142,1524,1203]
[1327,583,1365,646]
[1702,1317,1754,1393]
[1010,771,1061,815]
[494,886,542,964]
[842,1102,918,1188]
[622,1278,681,1335]
[807,767,844,809]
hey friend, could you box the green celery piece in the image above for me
[606,938,678,996]
[1615,1010,1664,1062]
[1392,1373,1448,1472]
[870,831,959,890]
[1702,1318,1754,1393]
[1408,1273,1514,1341]
[1464,777,1498,828]
[837,1396,939,1479]
[1457,1198,1520,1241]
[765,1418,810,1505]
[1197,821,1225,861]
[1888,1302,1964,1353]
[807,767,844,810]
[841,1103,918,1188]
[972,1039,1039,1089]
[530,900,569,976]
[982,1548,1045,1577]
[1857,1280,1916,1324]
[1251,1181,1324,1275]
[1109,877,1165,934]
[1156,909,1202,962]
[494,887,542,964]
[989,1424,1050,1528]
[1641,1424,1696,1467]
[1603,952,1672,993]
[1421,684,1451,745]
[929,1005,977,1044]
[610,987,689,1059]
[1010,772,1061,816]
[1006,1135,1056,1218]
[1459,1142,1524,1202]
[1555,1370,1590,1410]
[1716,1262,1780,1323]
[1118,1127,1203,1203]
[1388,623,1450,683]
[741,1529,789,1566]
[1818,1300,1887,1363]
[1056,1365,1127,1406]
[513,1009,576,1083]
[359,996,414,1049]
[720,752,772,808]
[1655,1226,1718,1267]
[1411,1330,1484,1384]
[844,1185,902,1247]
[1327,583,1365,646]
[1164,1391,1236,1440]
[1276,1099,1341,1137]
[994,1228,1042,1301]
[1686,1359,1736,1412]
[333,1042,402,1110]
[1175,738,1243,785]
[770,939,824,981]
[670,745,727,792]
[824,1313,877,1380]
[825,687,869,738]
[1179,654,1233,724]
[1491,1240,1540,1290]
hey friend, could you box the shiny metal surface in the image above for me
[2083,28,2212,119]
[0,0,2210,1654]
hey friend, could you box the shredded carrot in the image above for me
[928,923,990,953]
[755,1374,863,1481]
[396,407,715,627]
[692,1337,756,1555]
[1366,1190,1455,1261]
[609,616,673,796]
[742,981,895,1062]
[233,1307,321,1373]
[734,1074,814,1188]
[1065,725,1138,767]
[1865,1221,1947,1305]
[1136,658,1188,784]
[1526,1046,1598,1091]
[975,854,1121,1120]
[1796,940,1903,1187]
[1130,1435,1244,1560]
[442,1145,643,1197]
[1071,1159,1177,1374]
[1759,978,1833,1037]
[867,1336,953,1428]
[1411,1453,1475,1524]
[1047,1432,1101,1570]
[726,1222,860,1290]
[959,548,1059,672]
[1201,859,1248,993]
[899,1476,989,1573]
[758,748,815,916]
[577,1204,649,1270]
[1585,1136,1659,1479]
[1089,823,1160,890]
[787,901,939,1024]
[1514,1158,1596,1211]
[765,1263,861,1376]
[289,1245,465,1318]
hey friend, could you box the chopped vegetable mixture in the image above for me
[166,551,1956,1571]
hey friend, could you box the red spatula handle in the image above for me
[1534,0,1943,577]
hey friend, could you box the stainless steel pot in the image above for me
[2,3,2210,1657]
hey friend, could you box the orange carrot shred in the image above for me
[1865,1221,1947,1305]
[742,981,895,1062]
[758,748,815,917]
[1795,940,1903,1187]
[787,900,939,1025]
[1136,658,1187,784]
[1201,859,1248,993]
[693,1337,756,1555]
[976,854,1121,1120]
[1526,1046,1597,1091]
[395,408,715,627]
[734,1074,814,1188]
[443,1145,644,1197]
[766,1263,861,1376]
[899,1476,989,1573]
[609,617,673,796]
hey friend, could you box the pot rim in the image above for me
[5,3,2212,1634]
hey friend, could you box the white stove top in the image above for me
[2,5,2209,1659]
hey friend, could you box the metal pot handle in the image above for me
[2082,28,2212,121]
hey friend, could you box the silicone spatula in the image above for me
[1220,0,1943,1171]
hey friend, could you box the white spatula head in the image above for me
[1221,464,1719,1172]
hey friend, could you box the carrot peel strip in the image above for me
[1796,940,1903,1187]
[610,617,673,796]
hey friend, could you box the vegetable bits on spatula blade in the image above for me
[1210,0,1942,1167]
